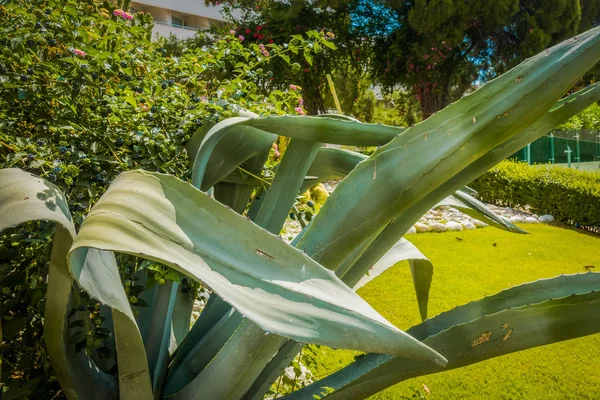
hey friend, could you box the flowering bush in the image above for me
[0,0,323,397]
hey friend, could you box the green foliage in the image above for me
[2,12,600,400]
[373,0,599,115]
[207,0,364,114]
[471,160,600,230]
[557,103,600,129]
[0,0,323,397]
[314,224,600,399]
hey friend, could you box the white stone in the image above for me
[406,226,417,234]
[525,217,539,224]
[462,221,476,230]
[430,223,447,232]
[414,223,430,233]
[539,214,555,223]
[509,215,525,223]
[445,221,463,231]
[472,219,487,228]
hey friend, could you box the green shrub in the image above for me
[471,160,600,230]
[0,0,329,397]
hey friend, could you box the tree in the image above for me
[372,0,600,117]
[206,0,371,115]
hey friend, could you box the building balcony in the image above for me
[153,21,203,39]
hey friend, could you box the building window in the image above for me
[171,15,184,27]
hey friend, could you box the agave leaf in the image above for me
[68,170,445,362]
[254,138,322,234]
[350,238,433,321]
[298,27,600,273]
[341,82,600,323]
[284,273,600,399]
[168,295,234,372]
[0,168,117,399]
[300,147,367,193]
[243,115,403,146]
[164,306,245,397]
[351,238,431,291]
[191,117,276,190]
[437,190,527,233]
[69,247,153,399]
[171,285,195,348]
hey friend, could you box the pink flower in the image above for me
[289,84,297,90]
[272,143,279,151]
[72,49,86,57]
[258,44,265,50]
[229,30,236,35]
[298,97,303,105]
[262,50,269,57]
[113,9,124,17]
[274,150,281,158]
[238,35,244,42]
[295,107,305,115]
[123,12,134,20]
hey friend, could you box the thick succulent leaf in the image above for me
[254,139,321,234]
[213,148,272,214]
[284,273,600,399]
[243,340,305,400]
[298,27,600,273]
[436,190,527,233]
[166,321,286,400]
[0,168,118,400]
[300,147,367,193]
[350,238,433,321]
[340,83,600,323]
[164,306,244,397]
[243,115,403,146]
[171,285,195,348]
[168,295,234,374]
[352,238,430,291]
[191,117,276,190]
[69,247,153,399]
[68,170,446,363]
[185,121,216,163]
[142,280,178,394]
[315,113,362,122]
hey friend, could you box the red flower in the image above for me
[256,25,263,31]
[245,28,251,34]
[269,39,274,43]
[303,68,309,73]
[257,35,263,40]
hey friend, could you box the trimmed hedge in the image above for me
[471,160,600,231]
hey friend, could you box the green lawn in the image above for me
[315,224,600,399]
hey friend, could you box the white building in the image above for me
[131,0,228,39]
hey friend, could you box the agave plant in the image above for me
[3,27,600,400]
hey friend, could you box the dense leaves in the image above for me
[472,160,600,231]
[0,0,322,397]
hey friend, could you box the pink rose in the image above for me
[294,107,305,115]
[72,49,86,57]
[289,84,297,90]
[113,9,124,17]
[238,35,245,42]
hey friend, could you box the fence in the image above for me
[511,130,600,169]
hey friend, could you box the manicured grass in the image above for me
[314,224,600,399]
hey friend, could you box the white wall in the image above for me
[152,23,200,39]
[133,0,225,21]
